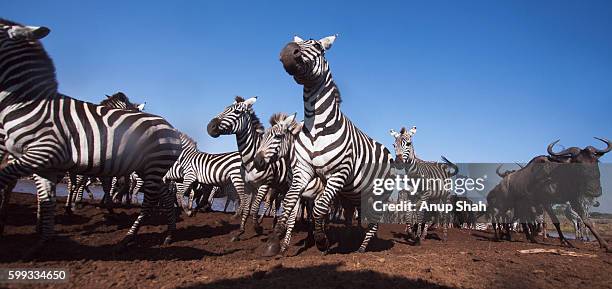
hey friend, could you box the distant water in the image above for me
[13,180,240,212]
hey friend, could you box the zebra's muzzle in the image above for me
[254,151,267,171]
[280,42,301,76]
[207,118,222,138]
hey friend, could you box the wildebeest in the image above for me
[491,138,610,251]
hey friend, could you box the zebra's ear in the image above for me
[7,25,50,40]
[137,102,146,111]
[290,121,303,135]
[409,126,417,136]
[283,113,297,125]
[319,34,337,50]
[243,96,257,106]
[389,129,400,138]
[293,35,304,43]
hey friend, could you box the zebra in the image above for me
[266,35,395,255]
[65,92,145,214]
[207,97,294,240]
[162,132,247,235]
[0,20,182,256]
[390,126,458,243]
[560,201,595,241]
[253,112,330,254]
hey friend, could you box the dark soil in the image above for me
[1,192,611,289]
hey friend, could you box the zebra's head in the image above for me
[390,126,417,162]
[279,35,337,85]
[100,92,145,111]
[254,113,302,170]
[207,96,261,138]
[0,19,56,98]
[0,19,50,42]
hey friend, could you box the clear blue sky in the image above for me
[3,0,611,163]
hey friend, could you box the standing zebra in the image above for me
[0,20,182,255]
[65,92,145,214]
[162,132,247,235]
[207,97,294,240]
[390,126,458,242]
[266,35,395,255]
[254,113,326,254]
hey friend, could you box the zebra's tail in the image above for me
[441,156,458,177]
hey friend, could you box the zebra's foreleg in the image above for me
[250,184,270,235]
[231,175,250,242]
[264,170,313,256]
[258,188,275,224]
[279,197,301,255]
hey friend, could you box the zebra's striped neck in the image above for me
[235,115,262,170]
[302,69,342,133]
[0,37,57,110]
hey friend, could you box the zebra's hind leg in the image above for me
[118,174,174,250]
[358,223,379,253]
[0,179,16,236]
[313,174,345,254]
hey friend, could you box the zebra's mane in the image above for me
[333,89,342,105]
[234,96,264,134]
[269,112,299,131]
[178,132,198,150]
[100,92,133,107]
[269,112,288,126]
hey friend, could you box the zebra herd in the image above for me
[0,19,609,260]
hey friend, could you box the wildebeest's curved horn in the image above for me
[594,137,611,156]
[547,139,577,157]
[515,162,524,169]
[496,164,504,177]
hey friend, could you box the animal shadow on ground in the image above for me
[0,233,232,263]
[327,225,394,254]
[175,263,458,289]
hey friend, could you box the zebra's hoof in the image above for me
[263,234,281,257]
[115,236,136,252]
[357,247,366,253]
[254,225,264,235]
[64,207,73,216]
[186,211,194,217]
[314,233,329,252]
[230,236,240,242]
[163,235,173,246]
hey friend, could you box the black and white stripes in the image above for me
[0,20,182,251]
[267,35,394,254]
[390,126,458,242]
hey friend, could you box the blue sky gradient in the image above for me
[3,0,611,163]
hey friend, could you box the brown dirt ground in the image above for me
[1,192,611,289]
